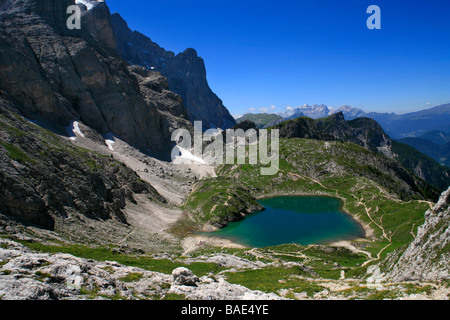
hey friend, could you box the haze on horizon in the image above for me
[106,0,450,117]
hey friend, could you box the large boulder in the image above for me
[172,267,200,287]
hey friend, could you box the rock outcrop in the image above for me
[111,13,236,130]
[127,65,193,135]
[78,1,117,54]
[274,116,334,142]
[384,187,450,282]
[0,0,186,157]
[172,267,199,287]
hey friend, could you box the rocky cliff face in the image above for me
[79,0,117,54]
[0,0,197,232]
[384,187,450,282]
[274,116,334,141]
[0,0,184,157]
[111,13,236,130]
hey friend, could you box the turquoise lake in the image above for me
[209,196,365,248]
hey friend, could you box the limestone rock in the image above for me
[204,254,267,269]
[172,267,199,287]
[384,187,450,282]
[169,277,284,301]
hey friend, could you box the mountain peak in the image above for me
[180,48,199,57]
[334,105,366,120]
[280,104,331,120]
[325,111,345,122]
[77,0,117,53]
[112,17,236,130]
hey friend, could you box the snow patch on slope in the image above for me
[103,132,116,151]
[66,121,85,141]
[172,146,206,165]
[75,0,104,10]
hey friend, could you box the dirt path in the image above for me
[352,192,395,267]
[285,171,333,191]
[361,242,392,267]
[181,236,246,256]
[329,241,373,259]
[416,200,435,209]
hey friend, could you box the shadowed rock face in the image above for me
[0,0,73,25]
[111,13,236,131]
[0,0,196,229]
[0,0,179,156]
[79,1,117,54]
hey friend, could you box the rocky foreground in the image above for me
[2,235,450,300]
[0,238,282,300]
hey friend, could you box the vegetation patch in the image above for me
[224,266,324,297]
[0,141,35,163]
[118,272,143,283]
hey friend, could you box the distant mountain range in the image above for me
[281,104,331,120]
[337,104,450,139]
[398,131,450,167]
[237,103,450,139]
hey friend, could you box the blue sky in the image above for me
[106,0,450,116]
